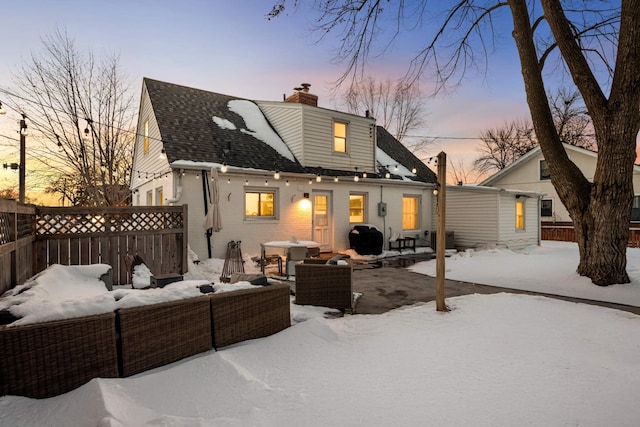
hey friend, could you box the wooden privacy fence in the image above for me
[34,205,188,286]
[0,202,188,292]
[0,199,35,294]
[541,221,640,247]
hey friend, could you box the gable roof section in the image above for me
[376,126,437,183]
[144,78,305,174]
[480,143,609,186]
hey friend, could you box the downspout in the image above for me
[166,169,183,204]
[201,169,212,259]
[538,195,542,246]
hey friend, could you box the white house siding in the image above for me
[256,103,305,162]
[483,146,640,223]
[437,187,500,250]
[131,85,172,205]
[497,193,541,249]
[258,102,376,172]
[431,186,541,251]
[174,170,433,260]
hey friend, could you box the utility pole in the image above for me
[435,151,449,312]
[19,115,27,204]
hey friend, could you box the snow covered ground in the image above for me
[1,241,639,426]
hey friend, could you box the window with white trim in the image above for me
[144,121,150,154]
[333,121,347,153]
[539,159,550,180]
[349,193,366,223]
[632,195,640,221]
[402,195,420,230]
[245,189,277,219]
[516,199,525,230]
[541,199,553,217]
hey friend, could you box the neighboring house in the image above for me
[441,184,543,250]
[131,78,439,260]
[481,143,640,222]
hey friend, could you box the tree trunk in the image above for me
[509,0,640,285]
[574,131,633,285]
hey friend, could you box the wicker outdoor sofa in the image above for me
[0,283,291,398]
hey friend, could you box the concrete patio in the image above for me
[349,253,640,316]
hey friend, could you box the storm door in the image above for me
[312,191,332,252]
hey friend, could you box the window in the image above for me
[516,199,525,230]
[402,195,420,230]
[541,199,553,217]
[539,159,550,180]
[632,196,640,221]
[333,121,347,153]
[155,187,164,206]
[349,194,366,223]
[146,190,153,206]
[144,121,150,154]
[245,189,277,218]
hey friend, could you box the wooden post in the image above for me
[436,151,449,312]
[19,117,26,204]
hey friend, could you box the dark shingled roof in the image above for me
[145,78,305,174]
[376,126,438,183]
[144,78,436,184]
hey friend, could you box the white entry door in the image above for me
[312,191,332,252]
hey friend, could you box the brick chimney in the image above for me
[285,83,318,107]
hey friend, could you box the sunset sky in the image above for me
[1,1,543,199]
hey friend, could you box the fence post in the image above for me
[182,204,188,274]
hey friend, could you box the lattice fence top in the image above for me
[0,212,11,245]
[35,208,184,236]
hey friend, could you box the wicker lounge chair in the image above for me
[294,258,353,311]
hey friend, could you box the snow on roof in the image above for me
[376,147,416,180]
[228,99,296,162]
[212,116,236,130]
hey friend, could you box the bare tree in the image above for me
[475,88,596,174]
[549,88,595,150]
[448,156,484,184]
[269,1,640,286]
[342,75,431,152]
[4,29,135,206]
[474,118,538,173]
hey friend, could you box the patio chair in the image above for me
[294,258,353,311]
[259,243,283,275]
[285,246,309,279]
[307,247,321,258]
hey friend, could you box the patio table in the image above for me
[260,240,320,274]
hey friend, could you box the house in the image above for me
[130,78,440,260]
[442,184,543,250]
[480,143,640,222]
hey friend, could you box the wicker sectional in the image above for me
[0,283,291,398]
[118,296,213,377]
[0,313,119,399]
[211,283,291,348]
